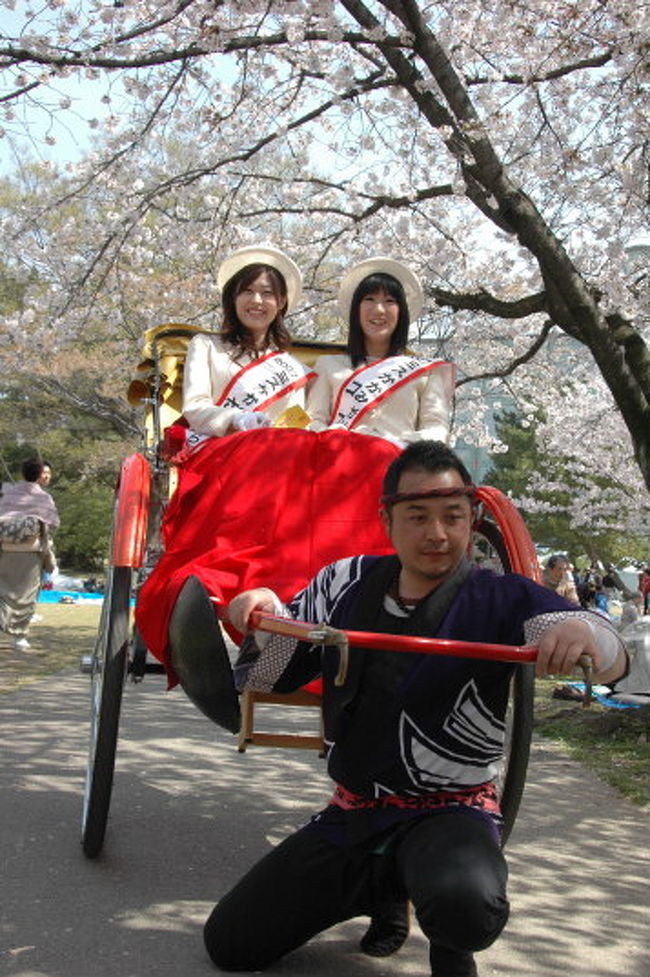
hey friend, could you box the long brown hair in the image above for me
[220,263,291,353]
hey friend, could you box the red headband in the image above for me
[381,485,477,506]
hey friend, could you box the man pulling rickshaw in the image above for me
[168,442,625,977]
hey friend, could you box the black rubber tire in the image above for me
[473,516,535,846]
[499,661,535,845]
[81,565,131,858]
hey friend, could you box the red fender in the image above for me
[111,453,151,568]
[474,486,542,583]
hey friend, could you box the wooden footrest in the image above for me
[237,689,324,753]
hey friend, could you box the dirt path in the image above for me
[1,672,648,977]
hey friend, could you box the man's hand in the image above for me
[536,617,614,679]
[227,588,279,634]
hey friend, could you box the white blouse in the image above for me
[182,334,308,438]
[306,353,454,444]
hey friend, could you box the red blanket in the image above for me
[135,428,398,678]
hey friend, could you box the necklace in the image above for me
[388,576,422,615]
[392,593,419,615]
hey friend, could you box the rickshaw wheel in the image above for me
[81,565,131,858]
[472,516,535,847]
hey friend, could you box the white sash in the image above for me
[330,356,452,430]
[216,350,313,411]
[185,351,314,454]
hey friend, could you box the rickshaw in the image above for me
[80,323,551,860]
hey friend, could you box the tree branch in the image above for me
[456,321,554,386]
[32,376,140,439]
[0,28,409,73]
[428,286,547,318]
[235,183,454,223]
[466,49,615,86]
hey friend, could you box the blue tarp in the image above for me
[565,681,641,710]
[38,590,104,604]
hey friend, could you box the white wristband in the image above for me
[253,590,290,649]
[586,618,623,671]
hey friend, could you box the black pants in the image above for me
[204,811,509,972]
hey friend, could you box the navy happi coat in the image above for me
[269,555,576,798]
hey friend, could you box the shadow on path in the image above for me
[1,671,648,977]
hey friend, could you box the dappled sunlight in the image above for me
[115,899,212,933]
[114,680,332,818]
[2,675,648,977]
[0,687,92,797]
[482,738,649,976]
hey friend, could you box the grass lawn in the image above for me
[0,600,101,693]
[534,677,649,807]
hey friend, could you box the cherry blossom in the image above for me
[0,0,647,529]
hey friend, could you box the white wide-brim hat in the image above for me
[217,244,303,313]
[337,257,424,323]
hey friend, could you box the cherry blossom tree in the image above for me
[0,1,648,532]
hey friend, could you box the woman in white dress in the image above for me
[307,257,454,446]
[183,245,313,440]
